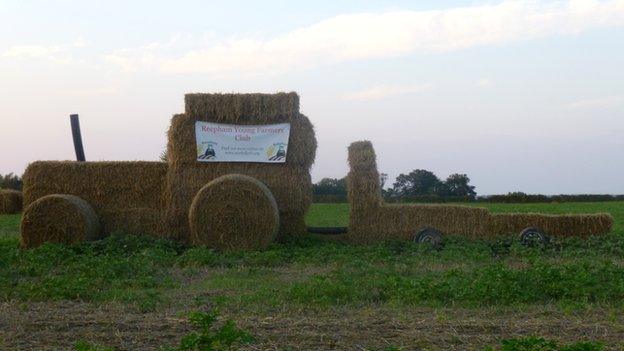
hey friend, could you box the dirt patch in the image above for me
[1,300,623,350]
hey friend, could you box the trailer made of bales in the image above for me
[345,140,613,245]
[20,92,316,249]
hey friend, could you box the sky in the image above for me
[1,0,623,195]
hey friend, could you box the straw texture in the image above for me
[0,190,22,214]
[20,194,102,248]
[188,174,279,250]
[345,140,612,243]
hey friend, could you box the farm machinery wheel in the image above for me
[20,194,102,248]
[414,227,443,248]
[519,227,550,247]
[188,174,279,250]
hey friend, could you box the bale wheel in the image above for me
[188,174,279,250]
[519,227,550,247]
[20,194,102,249]
[414,227,443,248]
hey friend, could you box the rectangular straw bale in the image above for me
[99,208,167,237]
[185,92,299,123]
[165,93,317,242]
[23,161,167,209]
[0,189,23,214]
[486,212,613,238]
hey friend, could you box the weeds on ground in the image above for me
[3,210,624,310]
[164,310,253,351]
[73,310,252,351]
[74,340,115,351]
[482,336,604,350]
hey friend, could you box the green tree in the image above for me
[0,173,22,190]
[444,173,477,198]
[391,169,442,197]
[313,177,347,196]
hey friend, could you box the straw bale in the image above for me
[22,161,167,209]
[0,189,22,214]
[99,208,166,237]
[345,140,613,243]
[486,212,613,238]
[165,93,316,242]
[168,93,316,168]
[188,174,279,250]
[20,194,101,248]
[22,161,167,239]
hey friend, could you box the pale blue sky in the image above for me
[1,0,623,194]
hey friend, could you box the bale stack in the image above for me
[188,174,279,250]
[486,213,613,238]
[346,141,490,243]
[345,140,612,243]
[22,161,168,237]
[20,194,102,248]
[164,92,316,243]
[0,189,23,214]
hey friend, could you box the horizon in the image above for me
[1,0,623,195]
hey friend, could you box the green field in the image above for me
[1,202,624,350]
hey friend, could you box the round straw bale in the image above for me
[20,194,102,249]
[0,190,23,214]
[188,174,279,250]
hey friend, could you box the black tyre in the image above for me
[519,227,550,247]
[414,227,443,248]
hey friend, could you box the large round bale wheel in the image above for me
[20,194,102,249]
[188,174,279,250]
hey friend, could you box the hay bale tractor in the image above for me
[344,141,613,246]
[19,92,612,250]
[20,92,315,249]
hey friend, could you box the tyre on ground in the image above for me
[414,227,444,248]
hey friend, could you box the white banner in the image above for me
[195,121,290,163]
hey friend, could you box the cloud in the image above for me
[564,96,624,109]
[105,0,624,75]
[1,39,86,64]
[476,78,493,87]
[342,84,432,101]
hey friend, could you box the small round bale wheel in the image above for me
[519,227,550,247]
[188,174,279,250]
[20,194,102,249]
[414,227,443,248]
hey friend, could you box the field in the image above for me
[2,202,624,350]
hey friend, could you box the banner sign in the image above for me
[195,121,290,163]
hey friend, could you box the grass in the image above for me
[2,202,624,349]
[2,203,624,309]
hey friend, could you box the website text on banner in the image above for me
[195,121,290,163]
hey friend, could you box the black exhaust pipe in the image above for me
[70,114,86,162]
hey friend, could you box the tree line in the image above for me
[0,173,22,190]
[313,169,476,202]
